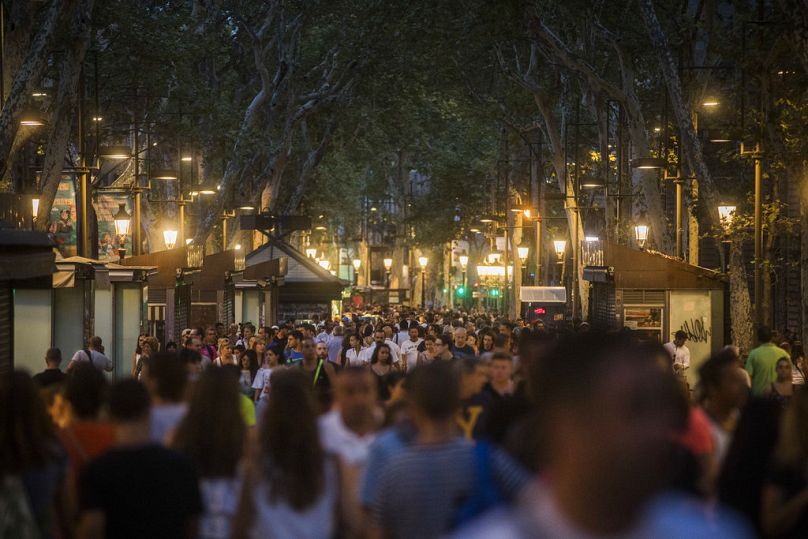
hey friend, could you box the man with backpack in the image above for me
[67,336,112,373]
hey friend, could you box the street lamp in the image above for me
[419,255,428,308]
[318,259,331,271]
[151,168,179,181]
[517,245,529,263]
[19,109,45,127]
[31,195,40,223]
[553,239,566,260]
[163,229,178,250]
[113,203,131,262]
[352,258,361,286]
[718,204,737,230]
[634,223,649,250]
[306,247,318,259]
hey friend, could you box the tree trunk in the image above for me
[729,237,754,354]
[637,0,723,234]
[801,160,808,344]
[0,0,69,180]
[35,0,95,227]
[776,0,808,76]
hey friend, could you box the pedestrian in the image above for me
[664,330,691,379]
[760,390,808,538]
[252,346,281,404]
[130,334,147,377]
[238,349,259,398]
[455,357,491,440]
[132,336,158,380]
[764,357,794,409]
[0,371,68,538]
[399,324,423,372]
[698,350,749,491]
[370,343,398,401]
[345,333,365,367]
[142,353,188,444]
[454,332,749,538]
[284,330,305,363]
[484,351,515,400]
[236,323,255,349]
[298,337,336,411]
[76,379,202,538]
[452,327,475,358]
[327,325,344,364]
[33,347,66,388]
[433,333,455,362]
[416,334,438,366]
[172,369,246,539]
[232,369,340,537]
[67,336,112,373]
[479,329,495,354]
[318,367,381,534]
[200,326,219,368]
[369,361,529,538]
[746,326,791,396]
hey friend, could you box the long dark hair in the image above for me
[0,371,60,475]
[258,368,324,510]
[173,369,245,477]
[241,349,259,381]
[371,343,392,365]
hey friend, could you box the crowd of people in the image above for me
[3,307,808,538]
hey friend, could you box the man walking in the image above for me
[746,326,791,396]
[68,336,112,373]
[33,348,66,387]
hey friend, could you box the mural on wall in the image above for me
[669,290,713,386]
[94,192,133,261]
[48,175,77,257]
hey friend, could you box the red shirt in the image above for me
[59,421,116,471]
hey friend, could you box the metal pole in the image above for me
[178,201,185,246]
[1,1,5,106]
[133,100,141,255]
[535,218,542,285]
[421,270,426,308]
[754,154,762,328]
[675,180,683,258]
[78,69,89,257]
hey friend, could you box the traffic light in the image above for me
[456,285,465,297]
[490,287,500,297]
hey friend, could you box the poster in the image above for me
[94,192,133,261]
[623,306,663,342]
[48,175,77,257]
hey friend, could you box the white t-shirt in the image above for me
[400,338,424,371]
[318,409,377,466]
[199,476,241,539]
[663,342,691,369]
[71,349,113,372]
[252,367,273,401]
[396,330,409,345]
[346,348,366,366]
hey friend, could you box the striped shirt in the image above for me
[371,438,529,538]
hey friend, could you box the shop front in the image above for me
[585,242,727,385]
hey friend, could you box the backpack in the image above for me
[452,442,504,529]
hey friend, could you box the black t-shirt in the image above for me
[457,391,493,440]
[79,444,202,539]
[33,368,66,388]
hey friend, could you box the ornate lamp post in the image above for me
[418,255,428,308]
[113,203,131,262]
